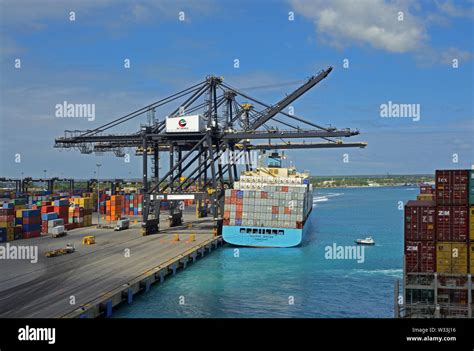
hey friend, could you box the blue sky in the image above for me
[0,0,473,178]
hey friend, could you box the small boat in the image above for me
[355,236,375,245]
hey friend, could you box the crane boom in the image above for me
[249,67,332,130]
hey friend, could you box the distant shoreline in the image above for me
[313,185,419,189]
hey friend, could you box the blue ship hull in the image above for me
[222,221,309,248]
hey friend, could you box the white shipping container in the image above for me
[165,114,205,133]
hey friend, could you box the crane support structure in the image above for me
[54,67,367,235]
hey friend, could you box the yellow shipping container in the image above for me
[0,221,13,228]
[469,206,474,240]
[436,242,468,274]
[6,227,14,236]
[470,244,474,275]
[452,265,468,274]
[417,194,434,201]
[16,209,23,218]
[436,243,453,259]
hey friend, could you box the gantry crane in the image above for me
[55,67,367,234]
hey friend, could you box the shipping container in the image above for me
[436,242,468,274]
[437,289,468,304]
[436,206,469,241]
[404,200,436,241]
[470,206,474,241]
[470,170,474,205]
[470,244,474,275]
[405,241,436,273]
[435,170,469,206]
[420,185,434,194]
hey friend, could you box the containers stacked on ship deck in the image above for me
[222,160,313,248]
[223,185,310,229]
[403,169,473,318]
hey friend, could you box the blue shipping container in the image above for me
[41,212,58,221]
[23,223,41,231]
[22,209,40,217]
[0,232,7,243]
[53,200,69,207]
[14,233,23,240]
[3,202,14,209]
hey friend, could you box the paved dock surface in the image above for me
[0,209,216,317]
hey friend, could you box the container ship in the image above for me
[222,153,313,247]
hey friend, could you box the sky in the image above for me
[0,0,473,178]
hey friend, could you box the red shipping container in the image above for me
[235,211,242,219]
[452,206,469,241]
[272,206,279,214]
[436,170,469,206]
[438,289,468,304]
[23,230,41,239]
[436,206,469,241]
[236,204,243,212]
[420,185,434,194]
[284,207,291,215]
[41,205,55,214]
[404,200,436,241]
[236,198,243,205]
[22,217,41,225]
[0,209,14,216]
[405,241,436,273]
[260,191,268,199]
[281,186,289,192]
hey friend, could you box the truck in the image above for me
[45,243,75,258]
[114,217,130,231]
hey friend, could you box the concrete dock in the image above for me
[0,208,222,318]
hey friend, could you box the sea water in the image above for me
[114,186,416,318]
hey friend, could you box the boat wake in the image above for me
[313,193,343,206]
[351,268,402,277]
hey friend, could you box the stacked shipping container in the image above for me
[106,195,123,221]
[404,200,436,273]
[435,170,470,275]
[223,183,311,229]
[404,169,474,312]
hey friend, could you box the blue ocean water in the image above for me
[114,187,417,318]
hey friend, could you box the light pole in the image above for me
[96,163,102,225]
[43,169,47,179]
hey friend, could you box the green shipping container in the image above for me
[470,170,474,205]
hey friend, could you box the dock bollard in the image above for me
[172,234,180,242]
[188,234,196,242]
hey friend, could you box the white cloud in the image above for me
[290,0,427,53]
[435,0,474,19]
